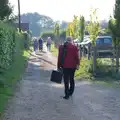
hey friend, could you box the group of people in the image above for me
[33,37,52,53]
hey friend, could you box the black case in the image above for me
[50,70,63,84]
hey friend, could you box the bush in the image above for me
[96,58,120,79]
[51,44,58,56]
[75,58,93,80]
[60,30,66,43]
[0,22,16,70]
[0,23,31,72]
[22,32,31,50]
[41,31,55,41]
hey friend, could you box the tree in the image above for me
[87,8,100,46]
[54,23,60,37]
[21,12,55,36]
[72,15,79,39]
[108,17,118,46]
[87,8,100,74]
[54,23,60,43]
[0,0,12,20]
[41,31,55,41]
[66,23,74,37]
[109,0,120,46]
[60,21,68,29]
[60,30,66,43]
[108,0,120,72]
[79,16,85,42]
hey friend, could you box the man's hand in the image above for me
[76,65,80,70]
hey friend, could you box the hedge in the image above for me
[0,22,16,70]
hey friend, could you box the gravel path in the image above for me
[2,50,120,120]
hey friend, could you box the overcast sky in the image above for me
[9,0,115,22]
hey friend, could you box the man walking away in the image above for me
[57,36,80,100]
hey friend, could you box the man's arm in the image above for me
[57,46,62,69]
[74,46,80,68]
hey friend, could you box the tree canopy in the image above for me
[0,0,12,20]
[21,12,55,36]
[108,0,120,46]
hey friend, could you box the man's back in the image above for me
[58,43,80,68]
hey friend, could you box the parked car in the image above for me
[79,36,113,57]
[95,36,113,57]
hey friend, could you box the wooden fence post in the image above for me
[116,46,119,73]
[93,46,97,75]
[88,43,91,60]
[79,45,82,59]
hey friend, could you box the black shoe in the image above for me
[63,96,69,100]
[69,92,73,96]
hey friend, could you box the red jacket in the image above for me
[57,43,80,68]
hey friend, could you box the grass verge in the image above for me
[51,44,58,57]
[0,50,30,116]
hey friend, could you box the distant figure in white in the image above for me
[46,37,52,51]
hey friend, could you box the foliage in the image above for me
[79,16,85,42]
[0,22,16,70]
[114,0,120,22]
[0,0,12,20]
[51,44,58,57]
[54,23,60,42]
[60,21,68,29]
[0,22,31,72]
[66,15,86,41]
[60,30,66,43]
[0,22,30,114]
[99,28,111,36]
[66,23,74,37]
[75,58,92,80]
[22,32,32,50]
[66,16,79,39]
[21,12,55,36]
[41,29,66,44]
[72,15,79,39]
[41,31,55,41]
[87,9,100,46]
[108,0,120,46]
[108,17,118,46]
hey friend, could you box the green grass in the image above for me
[75,58,92,80]
[51,44,58,57]
[75,58,120,87]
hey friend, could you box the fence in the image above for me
[79,44,120,75]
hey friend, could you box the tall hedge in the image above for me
[0,23,16,70]
[0,23,31,71]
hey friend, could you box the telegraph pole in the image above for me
[18,0,21,32]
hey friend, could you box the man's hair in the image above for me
[66,36,73,43]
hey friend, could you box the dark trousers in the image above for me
[63,68,76,97]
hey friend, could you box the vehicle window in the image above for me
[104,38,112,44]
[96,38,104,45]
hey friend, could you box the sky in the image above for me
[9,0,115,22]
